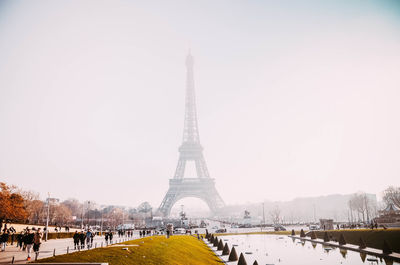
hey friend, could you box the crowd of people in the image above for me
[1,224,156,261]
[72,229,95,250]
[72,228,138,249]
[104,229,135,245]
[0,225,43,261]
[139,230,152,237]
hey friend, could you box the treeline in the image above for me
[0,182,153,229]
[348,187,400,224]
[216,187,399,224]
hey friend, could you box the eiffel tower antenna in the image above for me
[158,53,225,216]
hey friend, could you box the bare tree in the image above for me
[17,190,46,224]
[382,186,400,208]
[137,202,152,213]
[27,200,45,224]
[348,192,374,223]
[18,189,40,201]
[348,198,355,223]
[52,204,72,226]
[137,202,152,219]
[104,208,124,229]
[61,199,83,217]
[269,205,281,224]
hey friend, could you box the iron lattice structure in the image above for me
[158,53,225,216]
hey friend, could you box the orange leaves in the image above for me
[0,182,28,223]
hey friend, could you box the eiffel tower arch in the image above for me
[158,53,225,216]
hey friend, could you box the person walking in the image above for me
[105,232,109,245]
[22,230,28,251]
[0,230,9,251]
[10,231,15,245]
[86,230,92,249]
[33,228,43,254]
[16,231,24,250]
[79,231,86,249]
[90,231,95,247]
[109,231,113,244]
[73,231,80,250]
[25,229,34,261]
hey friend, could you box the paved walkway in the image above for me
[0,235,138,264]
[2,224,74,233]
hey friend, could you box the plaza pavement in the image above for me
[2,224,70,233]
[0,234,139,265]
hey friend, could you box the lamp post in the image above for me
[87,201,90,228]
[262,202,265,231]
[122,210,125,232]
[313,204,316,223]
[81,204,84,229]
[100,213,103,236]
[45,192,50,241]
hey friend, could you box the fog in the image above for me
[1,0,400,208]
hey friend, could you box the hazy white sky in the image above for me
[1,0,400,209]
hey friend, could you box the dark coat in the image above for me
[79,233,86,243]
[73,233,80,243]
[0,233,9,243]
[24,233,34,244]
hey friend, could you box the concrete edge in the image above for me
[202,238,228,265]
[289,235,400,262]
[32,263,108,265]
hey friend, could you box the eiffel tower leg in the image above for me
[173,158,186,179]
[158,188,178,216]
[195,155,210,178]
[208,187,225,209]
[158,177,225,216]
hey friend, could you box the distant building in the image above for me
[117,224,135,230]
[151,216,163,227]
[46,197,60,205]
[243,210,251,226]
[374,203,400,228]
[320,219,334,230]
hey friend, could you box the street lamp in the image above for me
[45,192,50,241]
[122,210,125,232]
[262,202,265,231]
[87,201,90,228]
[100,213,103,236]
[81,203,84,229]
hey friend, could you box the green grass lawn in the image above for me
[306,229,400,253]
[34,235,223,265]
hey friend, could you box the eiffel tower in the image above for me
[158,53,225,216]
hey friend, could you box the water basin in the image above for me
[219,234,398,265]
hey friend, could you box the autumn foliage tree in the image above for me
[0,182,28,228]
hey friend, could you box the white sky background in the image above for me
[1,0,400,209]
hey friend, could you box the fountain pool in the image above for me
[218,234,398,265]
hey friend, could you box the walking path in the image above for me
[0,235,138,264]
[2,224,73,233]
